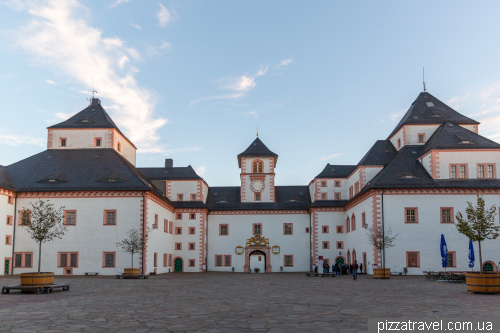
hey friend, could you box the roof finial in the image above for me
[256,125,259,137]
[92,75,97,98]
[423,67,427,92]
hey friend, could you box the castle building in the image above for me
[0,92,499,275]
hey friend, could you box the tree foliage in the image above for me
[20,200,66,272]
[367,227,398,269]
[117,228,148,269]
[456,195,499,273]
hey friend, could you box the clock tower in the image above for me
[237,137,278,203]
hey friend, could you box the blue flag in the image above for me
[468,239,475,268]
[440,234,448,268]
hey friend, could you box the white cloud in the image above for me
[12,0,167,153]
[389,109,406,122]
[447,81,500,143]
[127,48,140,60]
[131,23,142,30]
[158,3,174,27]
[277,58,292,67]
[111,0,131,7]
[319,153,343,161]
[1,0,25,10]
[158,41,171,49]
[45,79,56,84]
[0,132,45,147]
[195,166,206,176]
[190,93,245,105]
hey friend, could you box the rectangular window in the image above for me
[283,223,293,235]
[60,253,67,267]
[305,227,310,233]
[60,138,67,147]
[336,226,343,233]
[6,216,12,225]
[215,255,222,267]
[189,227,195,235]
[5,235,11,245]
[334,181,341,187]
[19,211,31,226]
[418,134,425,143]
[169,254,172,267]
[450,165,456,178]
[253,223,262,235]
[164,219,168,233]
[349,186,353,199]
[154,253,157,267]
[224,255,231,267]
[460,165,466,178]
[191,194,196,201]
[117,142,121,152]
[154,214,158,229]
[336,241,343,249]
[175,243,182,250]
[220,224,228,235]
[405,208,418,223]
[169,221,173,233]
[361,213,366,228]
[177,194,183,201]
[25,254,32,268]
[163,254,167,267]
[450,164,468,179]
[447,252,456,268]
[255,193,261,201]
[64,211,76,225]
[189,213,195,220]
[354,182,359,194]
[322,226,329,233]
[284,255,293,267]
[176,213,182,220]
[397,138,401,149]
[334,193,341,200]
[104,210,116,225]
[8,196,14,204]
[70,253,77,267]
[478,165,484,178]
[189,260,195,267]
[15,254,22,267]
[321,193,327,200]
[407,252,419,267]
[94,137,102,147]
[175,227,182,235]
[189,243,195,250]
[441,207,454,223]
[321,181,326,187]
[488,165,494,178]
[104,253,115,267]
[322,241,329,249]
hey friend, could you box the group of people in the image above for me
[319,260,362,280]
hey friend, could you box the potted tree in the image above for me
[367,227,398,279]
[456,195,500,294]
[19,200,66,288]
[117,228,148,278]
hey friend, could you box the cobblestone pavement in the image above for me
[0,272,498,332]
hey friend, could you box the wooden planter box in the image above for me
[20,272,54,292]
[373,268,391,279]
[466,272,500,294]
[123,268,141,276]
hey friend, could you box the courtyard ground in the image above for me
[0,272,498,332]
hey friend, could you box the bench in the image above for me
[84,272,99,276]
[116,274,149,279]
[306,272,336,277]
[2,283,70,294]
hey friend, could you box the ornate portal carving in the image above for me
[246,234,269,247]
[235,246,244,255]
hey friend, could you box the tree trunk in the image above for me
[478,240,483,274]
[131,252,134,269]
[38,242,42,273]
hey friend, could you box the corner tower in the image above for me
[237,137,278,203]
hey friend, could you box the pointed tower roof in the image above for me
[237,137,278,167]
[48,98,136,148]
[387,92,479,140]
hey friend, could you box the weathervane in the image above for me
[92,75,97,98]
[423,67,427,92]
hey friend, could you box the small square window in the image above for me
[321,193,327,200]
[336,241,343,249]
[284,255,293,267]
[5,235,11,245]
[189,213,196,220]
[334,181,341,187]
[176,213,182,220]
[191,194,196,201]
[336,226,343,233]
[321,181,326,187]
[189,227,196,235]
[175,227,182,235]
[216,255,222,267]
[305,227,310,233]
[60,138,67,147]
[94,138,102,147]
[104,253,115,267]
[104,210,116,225]
[220,225,228,235]
[322,241,329,249]
[284,223,293,235]
[189,260,195,267]
[335,193,340,200]
[7,196,13,204]
[176,243,182,250]
[253,224,262,235]
[322,226,329,233]
[255,193,261,201]
[177,194,184,201]
[189,243,195,250]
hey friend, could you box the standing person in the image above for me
[350,264,353,275]
[360,263,363,274]
[353,260,359,281]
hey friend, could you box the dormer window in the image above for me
[59,138,67,147]
[418,134,426,143]
[252,160,263,173]
[48,179,56,183]
[94,138,102,147]
[109,178,116,182]
[82,119,89,123]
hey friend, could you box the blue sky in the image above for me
[1,1,500,186]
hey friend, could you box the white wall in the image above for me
[50,129,110,149]
[389,127,405,150]
[315,179,348,201]
[172,211,204,272]
[0,191,15,276]
[404,125,439,145]
[207,213,310,272]
[113,130,136,166]
[437,151,500,179]
[170,181,199,201]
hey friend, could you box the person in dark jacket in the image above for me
[353,260,359,280]
[360,263,363,274]
[349,264,353,275]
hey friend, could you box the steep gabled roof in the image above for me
[357,140,397,166]
[387,92,479,139]
[315,164,357,179]
[48,98,136,148]
[206,186,310,211]
[421,121,500,155]
[237,137,278,167]
[137,166,202,181]
[0,165,15,191]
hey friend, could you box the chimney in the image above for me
[91,98,101,107]
[165,159,173,168]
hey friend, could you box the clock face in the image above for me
[250,179,265,193]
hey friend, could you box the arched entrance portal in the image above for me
[249,250,266,273]
[174,258,183,272]
[335,256,345,265]
[244,246,272,273]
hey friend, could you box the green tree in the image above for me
[116,228,148,269]
[20,200,66,273]
[367,227,398,269]
[456,195,499,274]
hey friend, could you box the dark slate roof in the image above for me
[421,121,500,155]
[315,164,357,179]
[137,166,202,181]
[48,98,136,148]
[206,186,310,211]
[0,165,15,191]
[309,200,349,208]
[357,140,397,166]
[387,92,479,139]
[3,149,172,204]
[237,137,278,167]
[171,201,207,209]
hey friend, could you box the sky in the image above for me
[2,0,500,187]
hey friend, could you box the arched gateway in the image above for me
[243,235,272,273]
